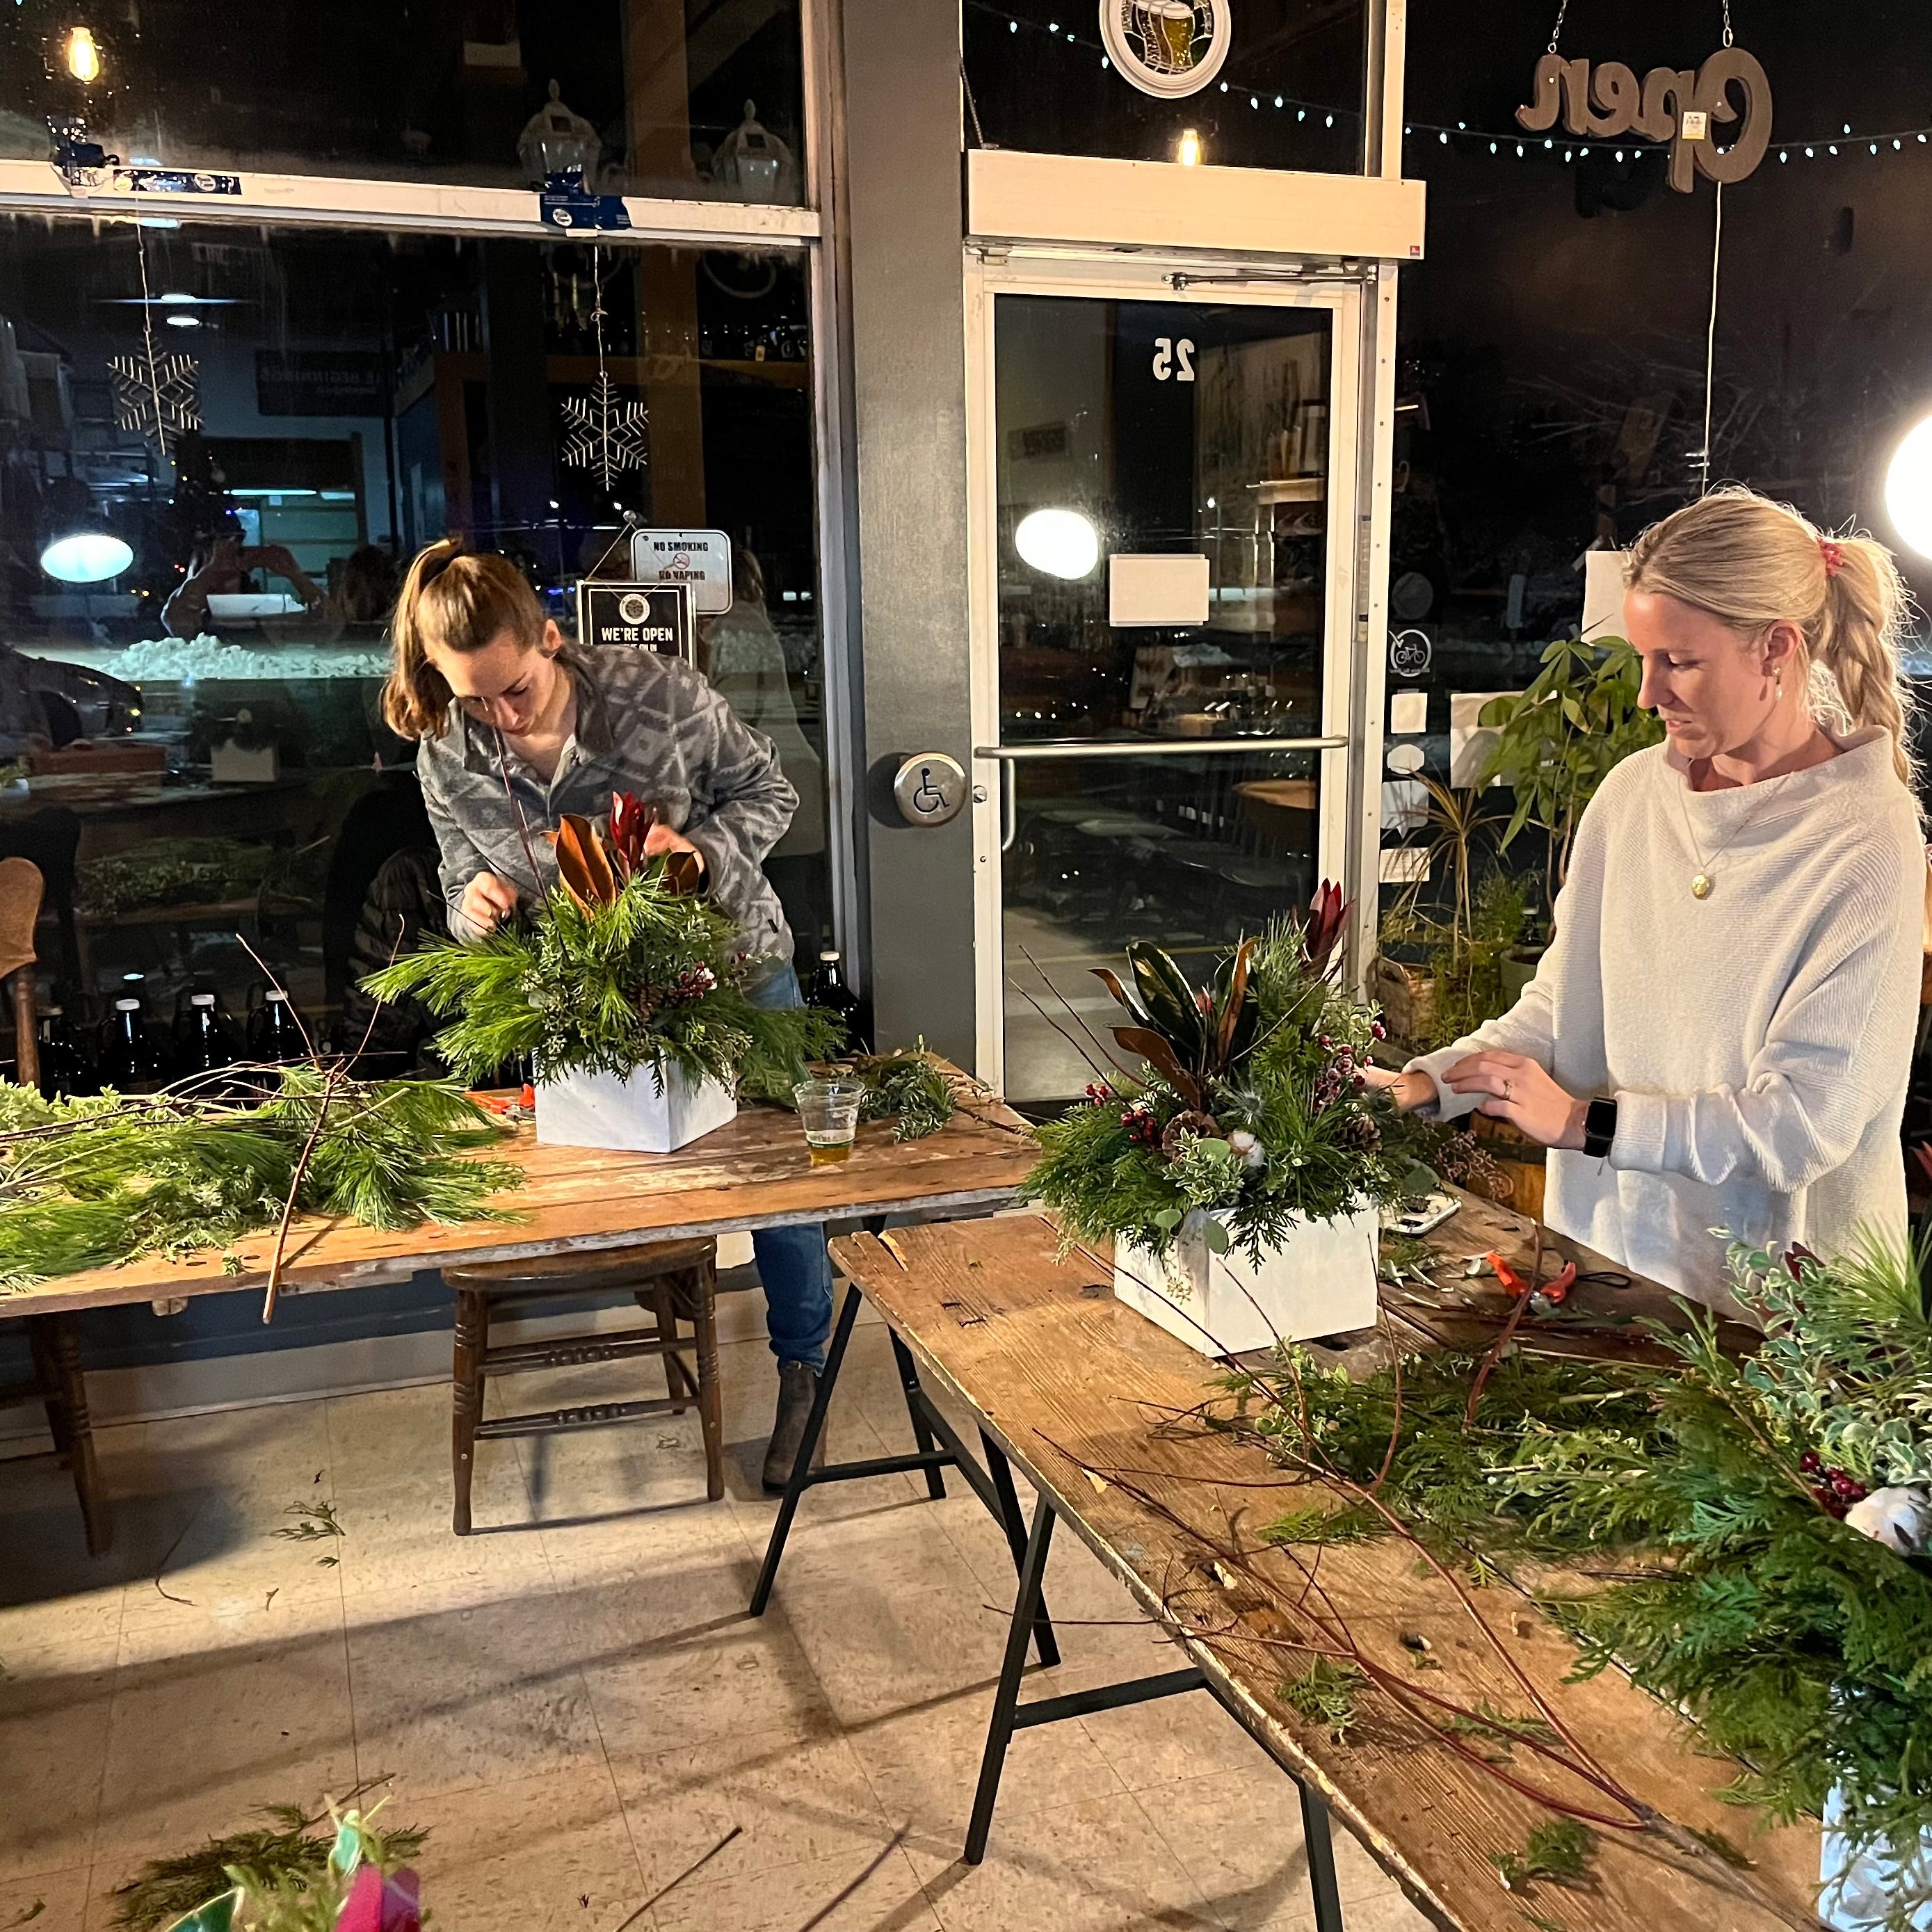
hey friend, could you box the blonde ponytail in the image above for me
[1817,536,1915,788]
[1626,486,1917,790]
[381,537,549,740]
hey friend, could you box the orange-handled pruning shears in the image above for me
[1484,1250,1577,1305]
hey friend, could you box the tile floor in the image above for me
[0,1305,1435,1932]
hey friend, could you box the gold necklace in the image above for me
[1675,768,1773,900]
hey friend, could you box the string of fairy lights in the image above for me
[975,3,1932,170]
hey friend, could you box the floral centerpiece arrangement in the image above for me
[364,791,839,1152]
[1024,887,1405,1353]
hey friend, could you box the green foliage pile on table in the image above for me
[0,1074,520,1289]
[1242,1234,1932,1914]
[78,837,275,916]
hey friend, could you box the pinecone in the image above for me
[1160,1109,1222,1159]
[1340,1112,1381,1154]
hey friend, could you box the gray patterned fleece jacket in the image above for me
[416,644,798,963]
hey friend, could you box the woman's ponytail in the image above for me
[1817,535,1915,789]
[1627,485,1918,793]
[380,537,548,740]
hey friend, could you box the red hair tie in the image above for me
[1819,538,1846,579]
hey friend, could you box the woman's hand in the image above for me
[643,823,705,871]
[1441,1050,1587,1150]
[644,822,707,891]
[1362,1065,1440,1113]
[460,871,521,934]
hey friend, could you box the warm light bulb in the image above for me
[65,25,101,82]
[1014,508,1100,580]
[1884,412,1932,560]
[1176,128,1202,167]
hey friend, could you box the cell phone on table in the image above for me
[1381,1191,1460,1238]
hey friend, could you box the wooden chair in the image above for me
[0,856,112,1555]
[443,1237,723,1533]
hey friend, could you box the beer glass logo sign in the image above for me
[1100,0,1230,98]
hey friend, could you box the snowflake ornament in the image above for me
[559,374,649,490]
[108,351,202,454]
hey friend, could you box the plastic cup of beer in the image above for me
[794,1078,865,1165]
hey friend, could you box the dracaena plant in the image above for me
[364,790,840,1099]
[1025,883,1402,1263]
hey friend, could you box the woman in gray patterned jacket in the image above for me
[383,538,832,1491]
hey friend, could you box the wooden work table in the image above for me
[756,1202,1821,1932]
[0,1084,1036,1323]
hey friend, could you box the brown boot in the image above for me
[762,1361,826,1493]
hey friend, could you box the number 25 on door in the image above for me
[1152,337,1196,383]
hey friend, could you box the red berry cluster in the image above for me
[1084,1081,1114,1104]
[1121,1100,1162,1150]
[1799,1450,1868,1517]
[1312,1033,1369,1116]
[641,963,718,1018]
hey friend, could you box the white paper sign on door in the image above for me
[630,527,734,616]
[1108,554,1209,628]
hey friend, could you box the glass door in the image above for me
[969,264,1362,1104]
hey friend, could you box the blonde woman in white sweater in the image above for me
[1376,488,1928,1308]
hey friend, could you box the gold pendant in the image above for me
[1691,873,1712,900]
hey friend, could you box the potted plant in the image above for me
[1476,633,1661,904]
[363,791,838,1154]
[1024,885,1402,1357]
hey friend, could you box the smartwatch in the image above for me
[1582,1095,1618,1159]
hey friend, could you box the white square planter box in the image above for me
[1114,1207,1380,1358]
[535,1061,737,1154]
[210,739,280,784]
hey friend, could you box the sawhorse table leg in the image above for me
[750,1285,1058,1668]
[966,1490,1347,1932]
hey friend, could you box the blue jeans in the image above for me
[746,963,835,1371]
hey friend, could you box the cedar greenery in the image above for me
[849,1041,958,1141]
[1024,914,1403,1262]
[362,857,840,1101]
[0,1075,520,1289]
[1242,1234,1932,1921]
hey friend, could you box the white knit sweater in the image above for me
[1408,729,1927,1307]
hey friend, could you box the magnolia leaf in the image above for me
[661,850,703,896]
[1127,944,1207,1058]
[1111,1026,1202,1110]
[1091,966,1150,1028]
[1216,939,1257,1070]
[554,814,617,909]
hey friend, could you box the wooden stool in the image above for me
[443,1237,723,1533]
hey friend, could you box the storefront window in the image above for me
[964,0,1367,175]
[0,0,805,203]
[0,214,827,1071]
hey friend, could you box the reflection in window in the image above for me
[965,0,1365,175]
[0,0,805,203]
[0,216,826,1075]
